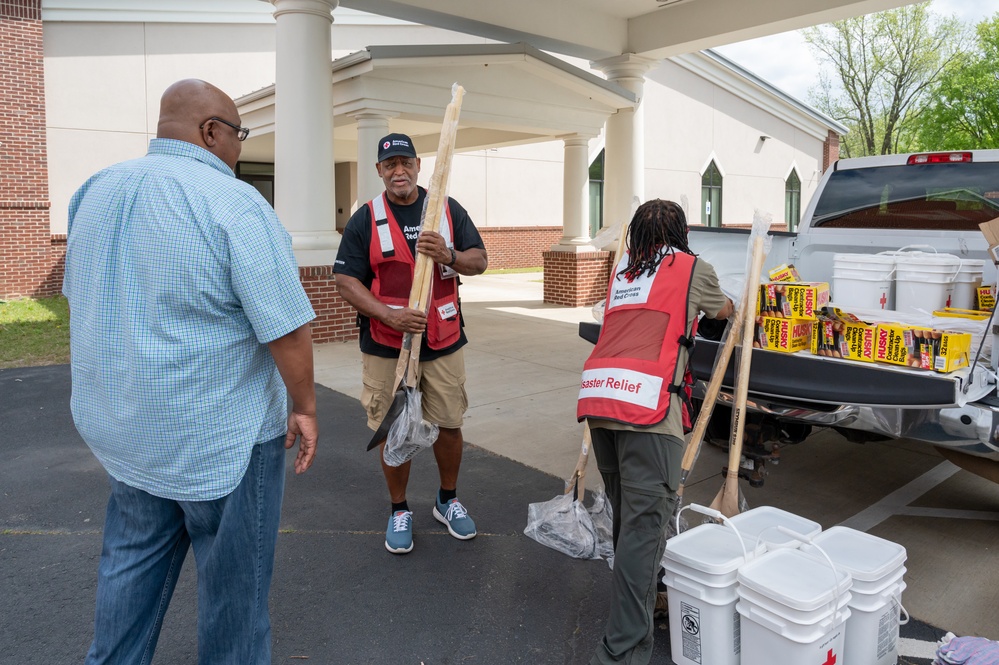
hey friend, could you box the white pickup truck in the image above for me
[582,150,999,479]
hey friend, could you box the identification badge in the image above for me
[439,263,458,280]
[437,301,458,319]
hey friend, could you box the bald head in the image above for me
[157,79,243,170]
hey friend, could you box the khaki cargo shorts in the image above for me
[360,348,468,430]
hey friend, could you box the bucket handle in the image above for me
[882,244,937,255]
[775,526,847,626]
[892,585,910,626]
[679,504,749,561]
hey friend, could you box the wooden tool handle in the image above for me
[391,84,465,390]
[724,236,767,485]
[679,241,766,477]
[409,84,465,314]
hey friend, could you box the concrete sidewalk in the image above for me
[315,271,601,483]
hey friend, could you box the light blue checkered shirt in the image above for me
[63,139,315,501]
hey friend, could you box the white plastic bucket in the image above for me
[736,547,852,665]
[663,521,751,665]
[803,526,909,665]
[728,505,822,551]
[894,253,962,314]
[952,259,985,310]
[832,253,896,310]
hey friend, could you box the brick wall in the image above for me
[477,226,562,270]
[542,250,611,307]
[823,130,841,172]
[1,0,58,300]
[299,266,359,344]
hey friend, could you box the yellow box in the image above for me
[932,308,992,321]
[977,285,996,311]
[933,331,971,373]
[757,282,830,320]
[756,316,812,353]
[875,324,972,372]
[842,321,878,362]
[768,264,802,282]
[875,323,917,367]
[812,317,877,362]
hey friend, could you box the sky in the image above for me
[714,0,999,104]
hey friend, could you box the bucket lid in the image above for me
[894,253,962,267]
[834,253,896,265]
[737,548,852,612]
[727,506,821,548]
[803,526,906,582]
[663,523,747,575]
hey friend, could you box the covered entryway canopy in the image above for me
[237,41,634,265]
[261,0,919,266]
[236,42,634,250]
[338,0,919,61]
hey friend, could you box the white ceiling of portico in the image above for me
[338,0,920,60]
[235,43,636,163]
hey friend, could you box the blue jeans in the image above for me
[85,435,286,665]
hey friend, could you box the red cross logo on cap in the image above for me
[383,141,390,149]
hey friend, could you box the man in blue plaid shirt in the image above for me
[63,79,318,665]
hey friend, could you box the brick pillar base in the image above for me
[298,266,358,344]
[542,250,612,307]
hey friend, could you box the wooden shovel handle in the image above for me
[390,85,465,390]
[679,239,766,479]
[722,236,767,497]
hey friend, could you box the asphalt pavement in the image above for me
[1,364,638,665]
[0,363,952,665]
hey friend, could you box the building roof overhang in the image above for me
[235,42,636,163]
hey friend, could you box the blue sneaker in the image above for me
[433,497,477,540]
[385,510,414,554]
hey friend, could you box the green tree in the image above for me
[913,14,999,150]
[803,2,966,157]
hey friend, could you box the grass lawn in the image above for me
[0,296,70,368]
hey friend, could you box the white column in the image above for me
[552,133,596,252]
[352,111,394,206]
[270,0,338,266]
[591,54,657,232]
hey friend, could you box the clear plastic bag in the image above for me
[382,387,439,467]
[523,490,614,562]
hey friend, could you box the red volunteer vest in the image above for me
[366,193,461,350]
[577,250,697,427]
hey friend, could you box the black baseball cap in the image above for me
[377,133,417,162]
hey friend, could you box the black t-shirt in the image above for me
[333,187,485,361]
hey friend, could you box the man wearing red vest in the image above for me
[578,199,733,665]
[335,133,488,555]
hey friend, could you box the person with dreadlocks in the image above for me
[577,198,733,665]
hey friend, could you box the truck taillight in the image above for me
[907,152,973,164]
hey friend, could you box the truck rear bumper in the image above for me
[698,385,999,461]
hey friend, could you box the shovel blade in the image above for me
[366,387,407,451]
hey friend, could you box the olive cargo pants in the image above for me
[588,428,683,665]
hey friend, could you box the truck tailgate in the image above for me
[690,338,970,408]
[577,321,985,408]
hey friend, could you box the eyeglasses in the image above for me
[200,116,250,141]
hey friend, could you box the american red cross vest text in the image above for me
[366,193,461,350]
[577,250,696,426]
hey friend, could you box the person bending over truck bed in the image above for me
[577,199,733,665]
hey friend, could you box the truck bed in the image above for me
[578,321,977,408]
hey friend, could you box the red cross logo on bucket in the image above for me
[821,649,837,665]
[879,292,887,309]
